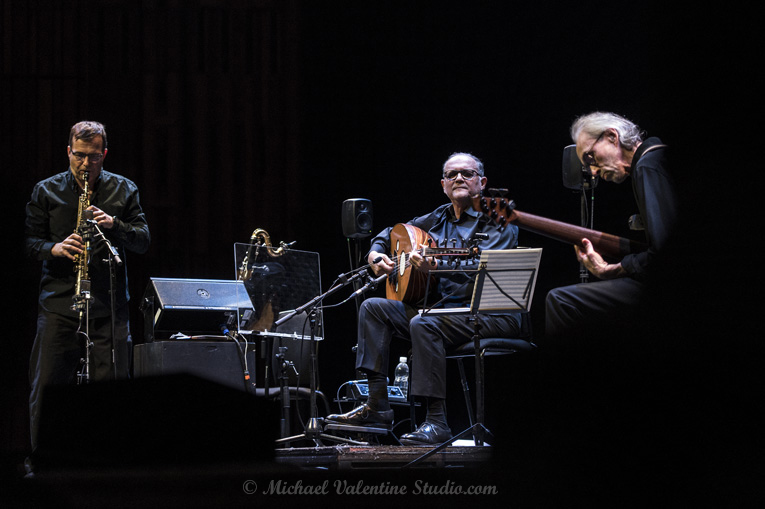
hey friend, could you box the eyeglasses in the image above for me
[581,131,605,167]
[70,151,104,163]
[442,169,480,181]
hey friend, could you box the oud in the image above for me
[385,223,479,304]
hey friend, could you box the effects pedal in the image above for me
[345,381,407,403]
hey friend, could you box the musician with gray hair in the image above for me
[545,111,678,336]
[24,121,150,462]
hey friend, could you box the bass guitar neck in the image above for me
[473,190,647,260]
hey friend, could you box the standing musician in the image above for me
[24,121,150,454]
[545,111,678,337]
[326,152,521,445]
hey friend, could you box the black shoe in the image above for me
[325,403,394,427]
[400,421,452,445]
[23,456,35,478]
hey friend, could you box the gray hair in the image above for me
[443,152,484,176]
[570,112,644,150]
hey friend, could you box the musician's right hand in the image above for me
[368,251,395,276]
[576,238,626,280]
[51,233,84,260]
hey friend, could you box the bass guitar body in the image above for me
[386,223,435,304]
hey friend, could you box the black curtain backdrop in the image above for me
[2,0,760,495]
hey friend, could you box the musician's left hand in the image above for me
[87,205,115,229]
[576,238,626,279]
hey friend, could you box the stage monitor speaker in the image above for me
[134,341,257,392]
[34,374,278,470]
[341,198,373,238]
[142,278,254,341]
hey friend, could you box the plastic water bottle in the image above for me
[393,357,409,398]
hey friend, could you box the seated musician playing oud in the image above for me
[325,152,521,445]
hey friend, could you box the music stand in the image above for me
[405,248,542,467]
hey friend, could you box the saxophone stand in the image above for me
[275,346,293,438]
[73,289,93,385]
[273,268,378,447]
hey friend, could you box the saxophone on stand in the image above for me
[71,171,94,383]
[237,228,292,281]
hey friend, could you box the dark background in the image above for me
[2,0,760,496]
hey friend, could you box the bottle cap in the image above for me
[399,357,407,363]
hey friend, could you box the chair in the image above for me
[446,312,535,446]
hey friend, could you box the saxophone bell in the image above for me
[237,228,295,281]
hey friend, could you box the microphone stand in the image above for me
[273,267,380,447]
[89,220,123,380]
[579,174,597,284]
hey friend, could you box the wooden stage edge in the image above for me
[275,444,493,470]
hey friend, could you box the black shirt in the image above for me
[25,169,150,317]
[621,137,678,280]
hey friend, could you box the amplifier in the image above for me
[142,278,254,340]
[345,381,408,403]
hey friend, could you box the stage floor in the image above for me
[275,442,492,470]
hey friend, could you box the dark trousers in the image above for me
[29,307,131,451]
[545,278,644,338]
[355,297,521,399]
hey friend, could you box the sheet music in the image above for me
[471,248,542,312]
[418,248,542,315]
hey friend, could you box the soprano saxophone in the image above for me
[71,172,92,311]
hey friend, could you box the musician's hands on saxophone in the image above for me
[50,204,115,260]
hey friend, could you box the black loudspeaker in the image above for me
[142,278,254,341]
[562,144,598,190]
[34,374,278,470]
[341,198,373,238]
[133,341,257,392]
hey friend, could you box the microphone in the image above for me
[86,219,123,266]
[352,272,388,296]
[562,144,598,190]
